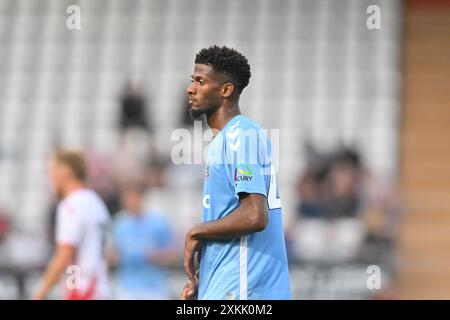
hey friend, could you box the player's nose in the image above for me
[186,82,195,95]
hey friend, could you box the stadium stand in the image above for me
[0,0,402,299]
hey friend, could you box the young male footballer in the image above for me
[181,45,291,300]
[34,150,110,300]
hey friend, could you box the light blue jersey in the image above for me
[199,115,291,300]
[113,212,173,298]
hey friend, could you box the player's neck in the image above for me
[207,103,241,131]
[62,180,86,198]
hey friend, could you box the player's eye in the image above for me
[199,80,205,85]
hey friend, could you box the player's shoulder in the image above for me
[112,211,131,228]
[68,189,99,208]
[59,189,86,212]
[224,115,263,142]
[58,198,77,216]
[62,189,109,217]
[223,115,268,151]
[226,115,261,132]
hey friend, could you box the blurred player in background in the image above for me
[34,150,110,300]
[181,45,291,300]
[109,184,176,299]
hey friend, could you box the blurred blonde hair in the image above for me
[53,149,88,182]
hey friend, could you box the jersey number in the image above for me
[268,164,281,210]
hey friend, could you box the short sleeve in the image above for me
[56,201,83,246]
[226,125,270,197]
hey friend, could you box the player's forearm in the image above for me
[37,254,72,297]
[189,206,267,241]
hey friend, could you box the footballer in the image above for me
[34,150,110,300]
[181,45,291,300]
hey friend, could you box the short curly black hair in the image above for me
[195,45,251,94]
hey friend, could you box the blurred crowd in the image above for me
[287,143,401,280]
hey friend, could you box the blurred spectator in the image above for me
[294,145,401,264]
[296,166,325,219]
[119,81,152,134]
[110,184,176,300]
[360,171,402,248]
[116,82,159,191]
[322,148,364,219]
[297,147,365,220]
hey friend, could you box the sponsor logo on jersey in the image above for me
[234,165,253,183]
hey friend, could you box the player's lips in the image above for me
[188,98,196,105]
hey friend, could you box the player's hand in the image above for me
[180,272,199,300]
[32,289,46,300]
[184,228,202,281]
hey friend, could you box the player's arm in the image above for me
[184,193,268,279]
[191,193,268,239]
[33,244,76,300]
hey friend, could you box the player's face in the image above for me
[186,64,224,119]
[48,159,67,197]
[120,190,142,215]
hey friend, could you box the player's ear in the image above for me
[221,82,235,99]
